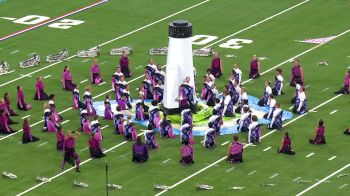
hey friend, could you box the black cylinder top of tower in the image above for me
[169,20,192,38]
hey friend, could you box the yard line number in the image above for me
[12,15,85,29]
[191,34,253,49]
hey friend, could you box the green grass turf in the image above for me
[0,0,350,195]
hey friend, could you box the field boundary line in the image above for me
[0,0,210,88]
[0,0,109,41]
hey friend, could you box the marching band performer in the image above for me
[114,106,124,134]
[248,115,261,144]
[49,94,63,123]
[227,135,244,163]
[61,66,76,91]
[180,123,194,145]
[153,80,164,103]
[249,55,260,79]
[203,126,216,149]
[132,136,149,163]
[148,100,161,129]
[213,98,223,116]
[72,85,85,109]
[291,80,302,104]
[237,106,251,132]
[267,103,283,130]
[258,81,272,106]
[119,51,131,77]
[206,83,218,106]
[309,119,326,144]
[222,90,234,117]
[181,109,193,126]
[278,132,295,155]
[91,116,103,142]
[80,109,91,133]
[111,66,124,91]
[3,93,18,116]
[208,113,223,134]
[201,75,212,100]
[34,77,50,101]
[232,63,242,85]
[83,86,96,116]
[135,95,148,120]
[61,131,81,172]
[264,95,276,119]
[142,74,153,99]
[293,87,307,114]
[179,76,196,111]
[123,116,137,141]
[56,126,65,150]
[22,118,40,144]
[290,59,304,86]
[43,103,57,132]
[104,95,114,120]
[272,68,284,96]
[180,139,194,165]
[159,113,175,138]
[210,52,223,78]
[0,110,16,134]
[145,124,158,149]
[154,64,166,85]
[89,132,105,158]
[90,59,103,84]
[17,86,31,111]
[334,69,350,94]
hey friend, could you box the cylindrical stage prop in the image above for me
[163,20,195,114]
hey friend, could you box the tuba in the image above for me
[46,49,68,63]
[0,61,10,75]
[19,53,40,68]
[77,46,100,58]
[149,47,168,55]
[193,47,214,57]
[110,45,133,55]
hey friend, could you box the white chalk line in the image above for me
[306,152,315,158]
[101,125,109,130]
[328,156,337,161]
[43,75,51,79]
[162,158,171,164]
[221,141,229,146]
[38,142,48,147]
[79,79,88,84]
[61,120,70,125]
[329,110,338,115]
[248,170,256,175]
[11,50,20,54]
[1,0,210,88]
[263,147,271,151]
[21,115,31,120]
[296,163,350,195]
[270,173,279,179]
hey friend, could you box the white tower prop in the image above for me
[163,20,195,114]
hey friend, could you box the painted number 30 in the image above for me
[13,15,85,29]
[191,34,253,49]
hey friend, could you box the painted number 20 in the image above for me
[191,34,253,50]
[13,15,85,29]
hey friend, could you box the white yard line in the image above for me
[43,75,51,79]
[11,50,20,54]
[306,152,315,158]
[305,84,311,88]
[296,163,350,196]
[135,65,143,69]
[80,147,88,152]
[100,61,107,65]
[263,147,271,151]
[225,167,235,172]
[19,74,32,78]
[21,115,31,120]
[80,79,88,84]
[28,52,36,56]
[61,120,70,125]
[329,110,338,115]
[328,156,337,161]
[98,81,106,86]
[221,141,229,146]
[201,0,310,50]
[101,125,109,130]
[0,0,210,88]
[339,184,348,189]
[248,170,256,175]
[120,152,131,158]
[162,158,171,164]
[293,177,302,182]
[82,59,90,63]
[38,142,48,147]
[321,87,330,92]
[270,173,279,179]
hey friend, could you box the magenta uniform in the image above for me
[120,56,131,77]
[210,57,222,78]
[22,121,39,144]
[90,63,103,84]
[34,80,50,100]
[17,88,31,111]
[227,141,244,163]
[249,59,260,79]
[62,70,76,91]
[290,64,303,86]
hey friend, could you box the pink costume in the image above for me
[90,63,102,84]
[17,89,31,111]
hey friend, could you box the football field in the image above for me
[0,0,350,195]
